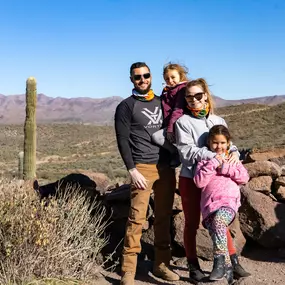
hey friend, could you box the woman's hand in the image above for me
[227,151,240,165]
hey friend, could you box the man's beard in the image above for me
[135,83,151,94]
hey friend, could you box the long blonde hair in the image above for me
[186,78,214,114]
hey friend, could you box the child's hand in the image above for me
[166,132,175,143]
[215,154,225,168]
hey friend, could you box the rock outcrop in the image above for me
[35,152,285,264]
[239,153,285,248]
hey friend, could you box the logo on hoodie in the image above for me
[141,107,162,128]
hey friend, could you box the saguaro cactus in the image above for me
[23,77,37,180]
[18,151,24,179]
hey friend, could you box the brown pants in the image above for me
[121,163,176,273]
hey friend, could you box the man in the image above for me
[115,62,179,285]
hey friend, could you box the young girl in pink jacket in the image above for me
[194,124,249,284]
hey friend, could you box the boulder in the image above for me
[77,170,110,192]
[282,166,285,176]
[246,176,272,194]
[173,193,183,211]
[101,217,127,264]
[34,173,99,200]
[275,177,285,187]
[276,186,285,201]
[274,177,285,200]
[172,212,185,251]
[172,211,213,260]
[269,156,285,167]
[105,184,130,202]
[175,168,181,189]
[229,213,247,254]
[109,201,130,220]
[140,226,155,261]
[239,185,285,248]
[244,161,282,179]
[249,149,285,162]
[239,148,254,163]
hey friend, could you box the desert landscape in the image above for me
[0,96,285,285]
[0,93,284,183]
[2,1,284,283]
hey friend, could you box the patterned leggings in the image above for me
[204,207,235,265]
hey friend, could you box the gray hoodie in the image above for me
[175,113,236,178]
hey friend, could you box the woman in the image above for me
[175,78,251,283]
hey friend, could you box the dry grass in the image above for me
[0,180,110,284]
[0,124,128,183]
[216,103,285,149]
[0,103,284,184]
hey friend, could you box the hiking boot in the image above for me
[153,263,180,281]
[225,265,234,285]
[188,259,206,283]
[230,253,251,279]
[209,255,225,281]
[120,272,135,285]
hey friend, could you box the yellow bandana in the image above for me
[132,89,155,101]
[187,103,210,118]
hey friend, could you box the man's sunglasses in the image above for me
[133,73,151,81]
[185,92,204,101]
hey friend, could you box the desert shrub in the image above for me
[112,168,128,179]
[0,180,109,284]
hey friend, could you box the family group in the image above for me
[114,62,251,285]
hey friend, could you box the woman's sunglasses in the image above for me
[133,73,151,81]
[185,92,204,101]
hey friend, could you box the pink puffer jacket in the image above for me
[193,158,249,221]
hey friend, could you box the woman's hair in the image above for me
[186,78,214,114]
[208,124,232,143]
[163,63,189,82]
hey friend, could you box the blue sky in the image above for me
[0,0,284,100]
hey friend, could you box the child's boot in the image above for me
[188,259,206,283]
[209,254,225,281]
[230,253,251,279]
[225,265,235,285]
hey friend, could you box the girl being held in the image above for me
[194,125,249,284]
[152,63,189,167]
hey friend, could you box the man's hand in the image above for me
[228,151,240,165]
[166,132,175,143]
[128,168,148,190]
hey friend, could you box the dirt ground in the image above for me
[94,246,285,285]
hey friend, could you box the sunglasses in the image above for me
[133,73,151,81]
[185,92,204,101]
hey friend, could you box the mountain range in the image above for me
[0,93,284,125]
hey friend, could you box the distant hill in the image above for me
[0,93,284,125]
[0,94,122,125]
[213,94,285,107]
